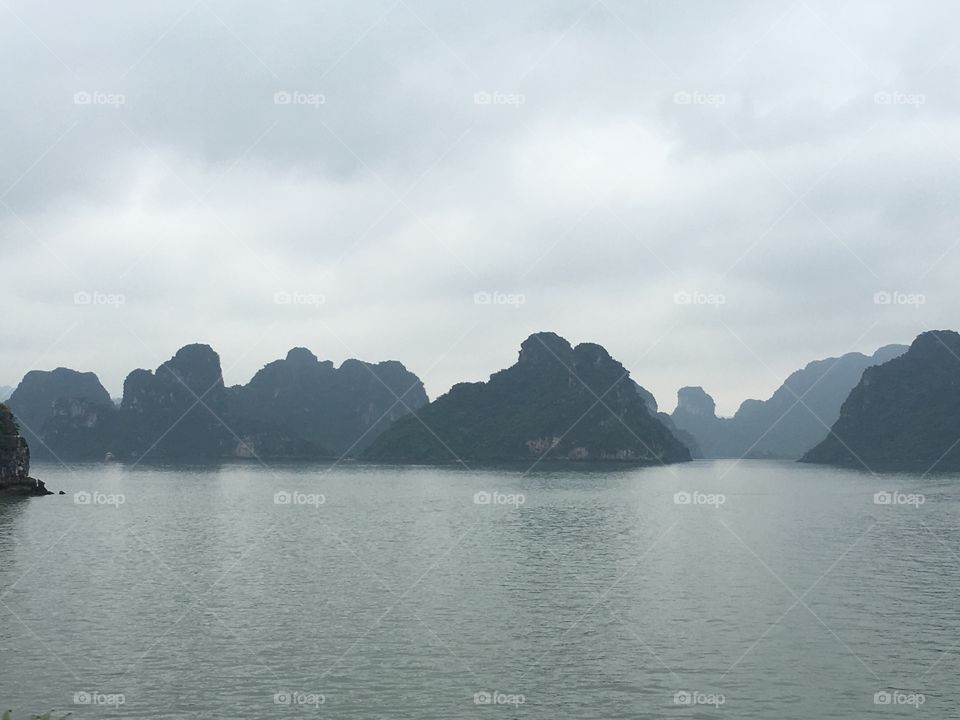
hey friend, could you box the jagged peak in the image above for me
[285,347,319,364]
[518,332,573,365]
[675,386,717,417]
[166,343,220,366]
[573,342,613,364]
[909,329,960,353]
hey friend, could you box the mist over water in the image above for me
[2,460,955,718]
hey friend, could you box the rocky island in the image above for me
[7,343,428,462]
[801,330,960,472]
[363,332,692,465]
[0,403,51,496]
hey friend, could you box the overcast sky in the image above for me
[2,0,958,415]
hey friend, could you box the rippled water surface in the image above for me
[1,459,957,718]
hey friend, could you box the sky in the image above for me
[1,0,958,416]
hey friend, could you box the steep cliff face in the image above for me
[0,404,50,495]
[671,387,727,457]
[364,332,692,465]
[227,347,428,455]
[6,367,113,456]
[41,396,118,460]
[802,331,960,472]
[114,344,233,460]
[637,383,702,457]
[671,343,908,459]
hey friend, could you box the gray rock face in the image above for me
[9,344,430,461]
[802,331,960,471]
[228,349,428,455]
[364,332,692,465]
[41,396,119,460]
[6,367,112,454]
[675,386,716,417]
[0,404,50,495]
[114,344,232,460]
[671,387,729,458]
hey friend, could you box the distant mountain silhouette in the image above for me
[227,347,427,456]
[8,344,427,462]
[802,331,960,472]
[671,343,908,459]
[671,386,729,458]
[364,332,692,465]
[0,386,12,402]
[6,368,113,456]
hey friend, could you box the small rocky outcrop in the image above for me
[0,404,51,496]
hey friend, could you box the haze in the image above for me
[2,0,958,415]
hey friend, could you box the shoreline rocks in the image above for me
[0,403,51,496]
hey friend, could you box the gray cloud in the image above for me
[2,0,959,415]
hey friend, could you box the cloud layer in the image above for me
[2,0,958,414]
